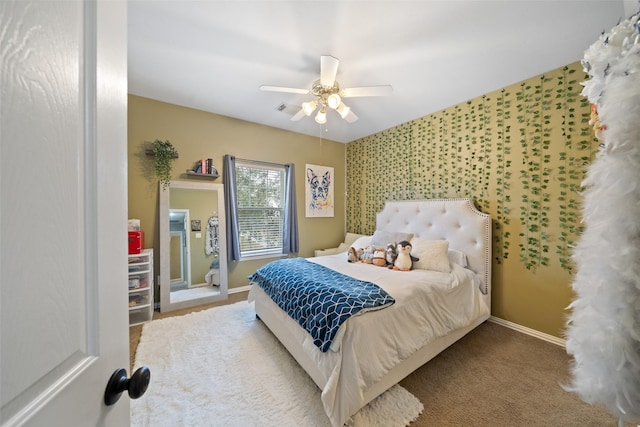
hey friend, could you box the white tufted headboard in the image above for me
[376,198,492,309]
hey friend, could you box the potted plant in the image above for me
[151,139,178,190]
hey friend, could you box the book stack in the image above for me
[193,158,218,175]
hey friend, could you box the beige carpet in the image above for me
[400,321,637,427]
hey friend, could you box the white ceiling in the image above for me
[128,1,631,144]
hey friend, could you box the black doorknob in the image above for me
[104,366,151,406]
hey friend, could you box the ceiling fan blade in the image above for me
[260,85,310,95]
[290,108,306,121]
[341,85,393,98]
[343,109,358,123]
[320,55,339,87]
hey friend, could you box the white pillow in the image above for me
[448,249,468,267]
[344,232,366,247]
[351,235,372,249]
[410,238,451,273]
[370,230,414,247]
[336,242,350,253]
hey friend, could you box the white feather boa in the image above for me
[565,12,640,421]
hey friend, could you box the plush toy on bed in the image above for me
[385,242,398,269]
[393,240,419,271]
[360,246,374,264]
[347,247,362,263]
[372,247,387,266]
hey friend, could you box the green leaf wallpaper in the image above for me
[346,61,598,276]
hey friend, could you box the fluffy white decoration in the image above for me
[565,11,640,422]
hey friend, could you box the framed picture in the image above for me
[305,164,334,217]
[191,219,201,232]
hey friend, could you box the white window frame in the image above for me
[235,160,286,260]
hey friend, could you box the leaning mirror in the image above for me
[159,180,228,312]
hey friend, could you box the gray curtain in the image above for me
[223,155,241,262]
[282,163,299,254]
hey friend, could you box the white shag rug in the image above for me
[131,301,423,427]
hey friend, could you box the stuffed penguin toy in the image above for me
[393,240,419,271]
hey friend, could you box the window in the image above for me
[235,160,286,258]
[223,155,298,262]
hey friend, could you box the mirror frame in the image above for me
[159,180,228,312]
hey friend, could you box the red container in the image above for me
[128,231,144,254]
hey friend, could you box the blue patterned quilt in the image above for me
[249,258,395,352]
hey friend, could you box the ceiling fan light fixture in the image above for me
[315,108,327,124]
[327,93,341,109]
[261,55,391,125]
[302,100,317,116]
[336,102,351,119]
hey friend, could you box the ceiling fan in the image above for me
[260,55,393,124]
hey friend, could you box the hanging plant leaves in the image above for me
[151,139,178,190]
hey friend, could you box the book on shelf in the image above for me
[192,158,217,175]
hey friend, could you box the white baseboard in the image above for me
[488,316,566,348]
[229,285,251,295]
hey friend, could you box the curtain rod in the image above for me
[232,156,287,168]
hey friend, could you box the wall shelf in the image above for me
[185,170,219,179]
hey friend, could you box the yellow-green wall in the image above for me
[128,95,346,292]
[346,61,597,338]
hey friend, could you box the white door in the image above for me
[1,1,133,426]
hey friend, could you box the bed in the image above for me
[248,198,492,426]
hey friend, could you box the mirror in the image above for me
[169,209,191,289]
[159,180,228,312]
